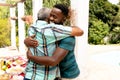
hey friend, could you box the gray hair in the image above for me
[37,7,51,20]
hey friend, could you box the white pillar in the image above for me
[17,2,25,54]
[10,7,16,47]
[70,0,89,66]
[32,0,43,23]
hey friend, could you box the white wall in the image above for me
[70,0,89,67]
[32,0,43,23]
[10,7,16,47]
[17,2,25,54]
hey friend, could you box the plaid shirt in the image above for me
[25,20,72,80]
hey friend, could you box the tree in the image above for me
[24,0,32,15]
[0,19,11,47]
[43,0,70,8]
[89,19,109,44]
[89,0,119,44]
[109,5,120,44]
[0,6,9,19]
[112,5,120,27]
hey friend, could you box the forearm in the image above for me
[29,55,57,66]
[54,24,84,36]
[71,26,84,36]
[28,47,68,66]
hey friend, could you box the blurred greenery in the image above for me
[0,6,9,19]
[89,19,109,44]
[43,0,70,8]
[0,19,11,47]
[89,0,120,44]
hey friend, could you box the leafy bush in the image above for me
[0,6,9,19]
[88,20,109,44]
[89,0,119,44]
[0,19,11,47]
[43,0,70,8]
[108,26,120,44]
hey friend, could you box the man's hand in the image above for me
[24,34,38,47]
[21,15,33,25]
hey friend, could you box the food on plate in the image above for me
[0,70,5,75]
[12,59,26,66]
[6,66,24,75]
[2,65,8,71]
[0,73,11,80]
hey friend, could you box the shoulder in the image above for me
[58,36,75,51]
[63,36,75,40]
[60,36,75,44]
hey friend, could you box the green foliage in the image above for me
[0,7,9,19]
[16,36,19,47]
[108,26,120,44]
[109,32,120,44]
[112,5,120,27]
[43,0,60,8]
[106,5,120,44]
[6,0,16,5]
[0,19,11,47]
[43,0,70,8]
[89,19,109,44]
[89,0,119,27]
[89,0,119,44]
[24,0,32,15]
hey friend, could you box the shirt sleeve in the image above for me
[42,24,72,45]
[52,24,72,35]
[58,37,75,51]
[28,26,36,36]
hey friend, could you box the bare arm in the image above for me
[52,24,84,37]
[71,26,84,36]
[27,47,68,66]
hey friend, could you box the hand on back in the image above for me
[24,34,38,47]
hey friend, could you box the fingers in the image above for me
[25,36,38,47]
[32,41,39,47]
[30,39,38,47]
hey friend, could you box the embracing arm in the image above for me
[71,26,84,36]
[27,47,68,66]
[51,24,84,36]
[24,35,38,47]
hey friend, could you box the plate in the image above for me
[0,70,5,75]
[12,59,26,65]
[6,66,24,75]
